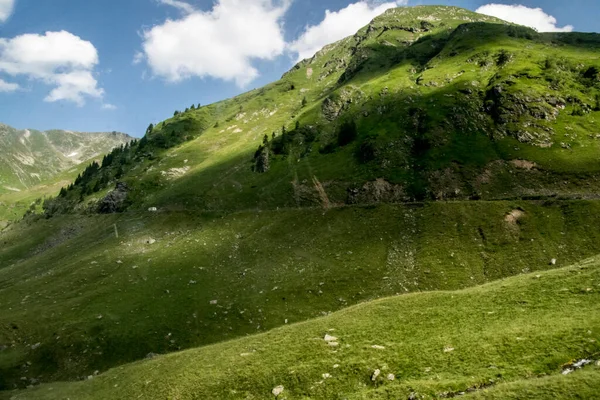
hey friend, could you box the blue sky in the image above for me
[0,0,598,137]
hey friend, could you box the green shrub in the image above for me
[337,121,358,147]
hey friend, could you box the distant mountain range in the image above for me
[0,123,132,194]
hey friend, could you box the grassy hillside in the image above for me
[41,6,600,216]
[4,256,599,399]
[2,200,600,390]
[2,4,600,398]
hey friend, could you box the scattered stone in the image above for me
[30,343,41,350]
[116,260,123,264]
[189,280,197,285]
[563,359,592,375]
[550,258,557,266]
[333,364,340,369]
[97,315,103,320]
[444,346,455,353]
[324,334,337,342]
[387,374,395,381]
[328,342,339,347]
[145,353,159,359]
[148,207,158,212]
[147,238,156,245]
[272,385,284,397]
[595,360,600,366]
[371,345,385,350]
[322,373,331,379]
[210,300,218,305]
[371,369,381,381]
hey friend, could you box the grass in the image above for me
[4,255,599,399]
[2,200,600,389]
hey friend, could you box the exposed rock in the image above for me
[210,300,218,305]
[371,345,385,350]
[272,385,284,397]
[161,167,190,180]
[443,346,455,353]
[98,182,129,214]
[347,179,407,204]
[324,334,338,342]
[387,373,395,381]
[322,87,363,121]
[505,209,525,226]
[371,369,381,381]
[510,160,538,170]
[322,373,331,379]
[550,258,557,266]
[145,352,159,359]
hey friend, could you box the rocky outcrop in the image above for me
[347,179,407,204]
[98,182,130,214]
[322,87,364,121]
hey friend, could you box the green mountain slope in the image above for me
[0,124,132,224]
[1,4,600,397]
[46,5,599,214]
[5,257,599,399]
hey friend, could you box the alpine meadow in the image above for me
[1,4,600,399]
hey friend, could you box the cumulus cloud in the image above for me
[0,0,15,23]
[0,30,103,105]
[476,4,574,32]
[289,1,408,62]
[0,77,18,92]
[138,0,290,87]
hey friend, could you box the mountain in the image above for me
[1,5,600,398]
[0,124,132,193]
[0,124,133,224]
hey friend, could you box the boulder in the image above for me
[272,385,284,397]
[98,182,129,214]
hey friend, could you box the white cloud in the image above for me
[102,103,117,110]
[289,1,407,62]
[0,30,103,105]
[158,0,195,14]
[476,4,573,32]
[0,77,18,92]
[0,0,15,23]
[138,0,290,87]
